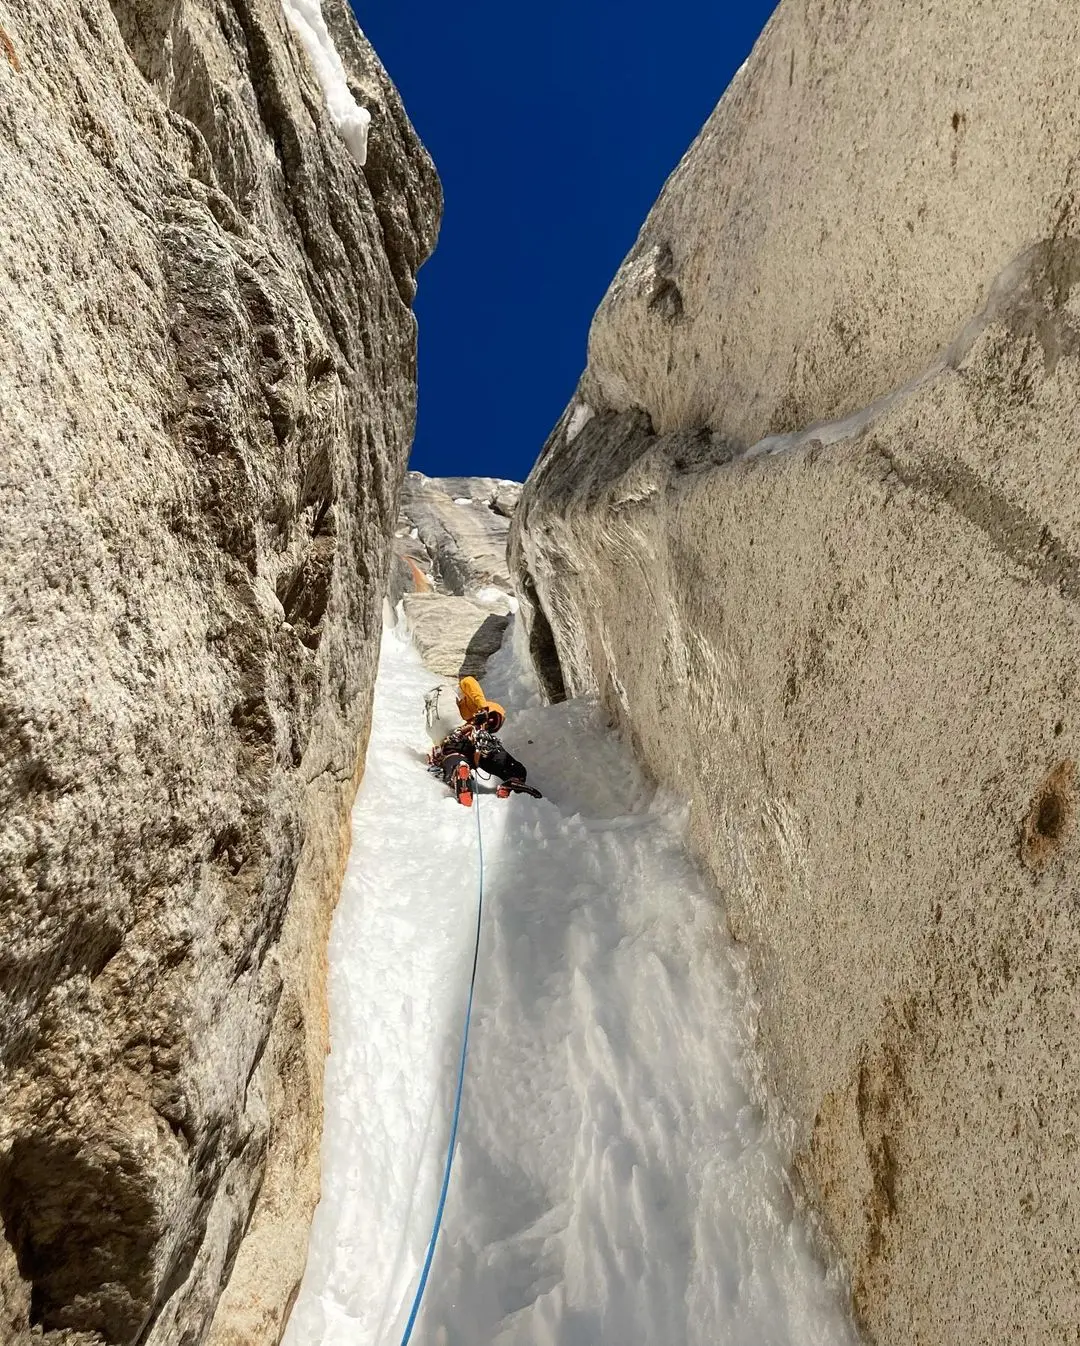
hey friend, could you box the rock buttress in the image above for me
[511,4,1080,1343]
[0,1,439,1342]
[388,473,520,678]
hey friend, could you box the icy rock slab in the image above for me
[400,593,510,678]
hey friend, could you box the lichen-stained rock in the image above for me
[511,6,1080,1345]
[0,1,439,1342]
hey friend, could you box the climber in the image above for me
[427,676,542,807]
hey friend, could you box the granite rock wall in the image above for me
[0,2,439,1341]
[511,4,1080,1341]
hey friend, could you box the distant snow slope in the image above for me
[284,619,858,1345]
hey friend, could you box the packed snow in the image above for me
[283,617,858,1346]
[281,0,371,164]
[473,585,514,610]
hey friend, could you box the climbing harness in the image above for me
[398,794,486,1346]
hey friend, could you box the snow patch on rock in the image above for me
[282,0,372,164]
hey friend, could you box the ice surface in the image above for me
[281,0,371,165]
[284,620,858,1346]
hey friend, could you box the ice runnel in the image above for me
[285,620,859,1345]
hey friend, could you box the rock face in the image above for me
[511,6,1080,1344]
[0,3,438,1343]
[390,473,519,677]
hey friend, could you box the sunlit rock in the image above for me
[0,1,439,1341]
[511,5,1080,1342]
[391,473,519,677]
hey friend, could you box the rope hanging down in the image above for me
[399,795,486,1346]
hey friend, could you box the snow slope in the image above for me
[284,619,858,1346]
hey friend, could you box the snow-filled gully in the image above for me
[284,619,859,1346]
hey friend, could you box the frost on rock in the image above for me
[282,0,372,164]
[566,401,594,443]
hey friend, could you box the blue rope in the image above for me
[399,794,485,1346]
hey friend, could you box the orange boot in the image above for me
[453,760,475,807]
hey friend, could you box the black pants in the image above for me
[477,744,527,783]
[440,745,527,787]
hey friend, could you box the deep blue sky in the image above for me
[359,1,779,482]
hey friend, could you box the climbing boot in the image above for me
[496,778,542,800]
[453,761,475,808]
